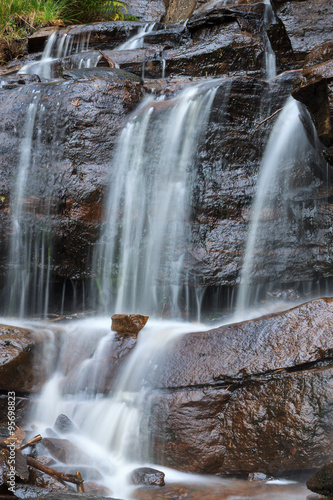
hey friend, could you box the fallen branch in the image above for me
[18,434,42,451]
[254,107,282,130]
[26,456,84,486]
[99,49,118,68]
[76,471,85,493]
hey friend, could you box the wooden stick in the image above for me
[98,49,118,68]
[254,108,282,130]
[76,471,85,493]
[18,434,42,451]
[26,456,83,486]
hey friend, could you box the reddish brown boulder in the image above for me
[144,298,333,475]
[307,463,333,497]
[111,314,149,335]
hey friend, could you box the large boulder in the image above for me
[146,298,333,475]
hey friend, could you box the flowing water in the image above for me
[19,31,98,79]
[117,24,156,51]
[5,91,64,317]
[93,81,221,316]
[264,0,277,80]
[1,21,323,498]
[3,314,306,500]
[235,97,325,318]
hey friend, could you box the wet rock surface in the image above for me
[0,76,146,301]
[307,463,333,497]
[130,467,165,486]
[61,331,138,395]
[0,325,45,393]
[292,46,333,167]
[41,438,92,465]
[145,298,333,474]
[133,480,309,500]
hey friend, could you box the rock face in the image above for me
[1,0,333,312]
[292,43,333,166]
[0,76,145,311]
[145,298,333,474]
[111,314,149,335]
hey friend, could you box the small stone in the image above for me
[248,472,273,481]
[111,314,149,336]
[307,462,333,497]
[54,414,76,434]
[130,467,165,486]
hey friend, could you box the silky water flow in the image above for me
[1,28,319,499]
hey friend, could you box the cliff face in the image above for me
[0,0,333,312]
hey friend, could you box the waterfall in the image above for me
[235,97,325,317]
[264,0,277,80]
[19,31,97,79]
[117,23,156,51]
[93,81,220,316]
[5,89,64,317]
[30,317,208,498]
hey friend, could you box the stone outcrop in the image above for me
[307,462,333,497]
[292,42,333,166]
[145,298,333,475]
[0,324,45,393]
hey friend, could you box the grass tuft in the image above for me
[0,0,133,39]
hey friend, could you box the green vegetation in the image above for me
[0,0,132,39]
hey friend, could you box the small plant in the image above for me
[0,0,134,41]
[57,0,133,23]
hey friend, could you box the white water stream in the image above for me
[117,24,156,51]
[2,22,322,498]
[19,31,99,79]
[94,81,221,316]
[235,98,321,318]
[264,0,277,80]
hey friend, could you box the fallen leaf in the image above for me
[71,98,80,107]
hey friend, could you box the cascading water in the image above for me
[235,97,326,317]
[93,82,220,317]
[30,318,208,498]
[19,31,98,79]
[5,92,64,317]
[117,23,156,51]
[1,14,327,497]
[263,0,277,80]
